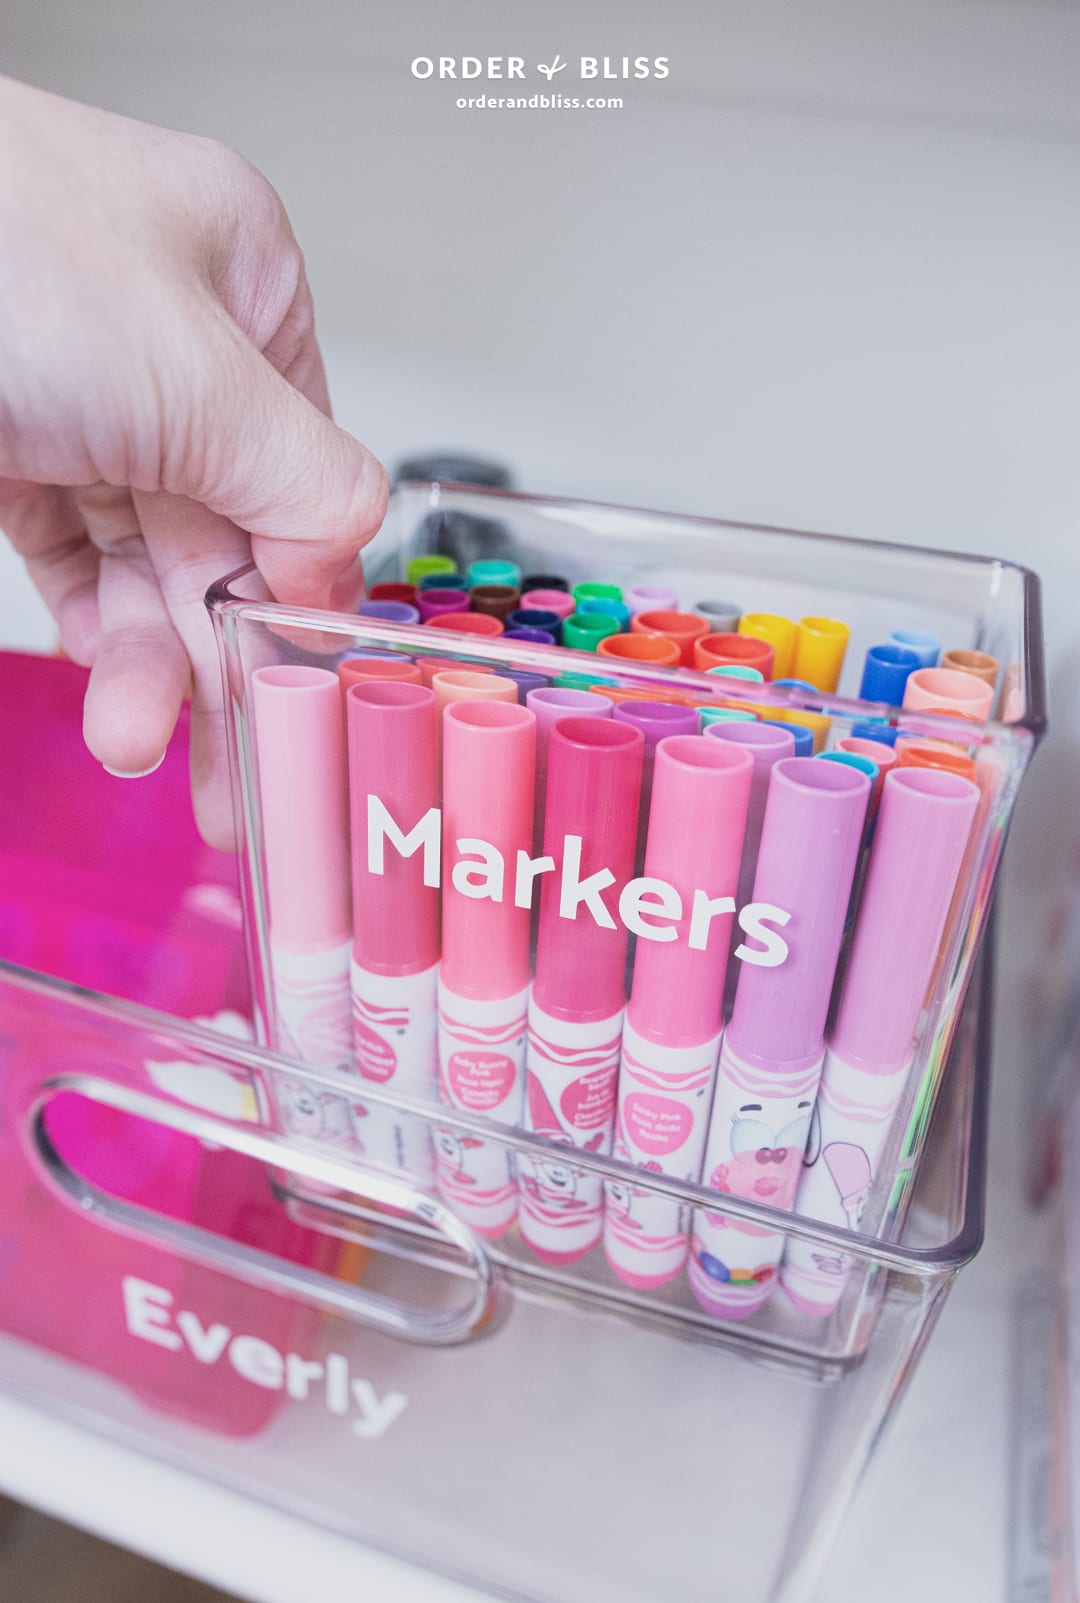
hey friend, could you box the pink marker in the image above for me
[605,736,753,1288]
[526,686,612,852]
[521,588,577,620]
[251,667,353,1134]
[436,699,536,1237]
[611,701,701,873]
[346,681,441,1183]
[520,717,644,1264]
[689,758,870,1320]
[781,767,978,1315]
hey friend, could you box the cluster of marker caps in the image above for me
[358,553,1005,739]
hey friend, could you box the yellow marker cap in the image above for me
[738,613,797,680]
[793,616,851,693]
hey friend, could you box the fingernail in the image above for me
[103,753,166,779]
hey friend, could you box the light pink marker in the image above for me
[251,666,355,1139]
[605,736,753,1289]
[526,686,612,853]
[689,758,870,1320]
[436,699,536,1237]
[521,717,644,1264]
[781,766,978,1316]
[346,680,441,1183]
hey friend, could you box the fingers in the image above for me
[1,486,102,665]
[168,301,387,616]
[79,504,191,776]
[132,489,250,849]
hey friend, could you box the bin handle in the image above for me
[26,1073,502,1348]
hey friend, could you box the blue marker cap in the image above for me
[850,718,898,747]
[467,559,522,589]
[859,644,921,705]
[773,678,819,696]
[760,719,814,757]
[419,571,465,591]
[504,626,557,646]
[578,597,631,631]
[886,629,941,669]
[819,749,879,783]
[497,668,549,702]
[358,600,420,625]
[506,608,562,642]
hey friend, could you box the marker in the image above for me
[941,649,1000,688]
[369,583,418,606]
[738,614,797,680]
[418,589,470,623]
[694,599,743,634]
[436,700,536,1237]
[564,613,620,652]
[470,584,520,621]
[902,667,994,721]
[498,669,549,703]
[605,737,754,1288]
[760,719,813,757]
[895,742,977,782]
[358,600,420,626]
[346,681,440,1181]
[612,700,701,871]
[555,671,619,690]
[407,554,457,586]
[632,609,709,667]
[521,588,576,620]
[431,670,519,716]
[526,686,612,852]
[506,608,563,641]
[781,767,979,1315]
[579,597,631,631]
[467,559,522,589]
[688,758,870,1319]
[419,572,466,592]
[887,629,940,668]
[625,584,678,615]
[521,718,644,1263]
[819,750,879,784]
[504,627,557,645]
[860,645,920,705]
[251,667,353,1104]
[710,665,764,683]
[700,707,756,726]
[696,633,774,679]
[426,612,505,639]
[595,685,697,710]
[573,581,623,606]
[596,632,680,667]
[414,657,494,688]
[793,617,850,693]
[850,718,897,746]
[704,721,796,916]
[772,678,818,696]
[522,572,570,594]
[834,736,897,811]
[339,657,422,690]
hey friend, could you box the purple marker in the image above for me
[418,589,470,623]
[688,757,870,1321]
[499,668,549,703]
[358,599,421,625]
[625,584,679,616]
[611,700,700,871]
[781,766,978,1316]
[525,687,612,851]
[504,626,557,646]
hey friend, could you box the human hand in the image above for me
[0,77,387,847]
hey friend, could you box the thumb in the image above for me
[173,300,387,611]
